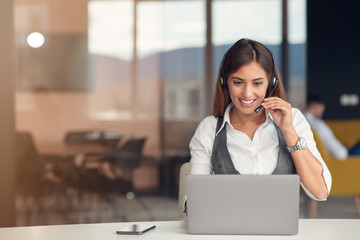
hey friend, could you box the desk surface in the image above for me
[1,219,360,240]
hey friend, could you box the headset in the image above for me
[219,44,279,113]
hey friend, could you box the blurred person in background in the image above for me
[305,95,349,160]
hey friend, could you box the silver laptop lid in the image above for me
[186,174,300,235]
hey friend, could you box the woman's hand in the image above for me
[261,97,293,133]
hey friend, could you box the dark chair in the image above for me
[15,132,49,197]
[80,137,147,194]
[73,137,147,220]
[111,137,147,170]
[15,132,66,224]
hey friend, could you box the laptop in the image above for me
[185,174,300,235]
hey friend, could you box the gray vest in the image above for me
[211,117,296,174]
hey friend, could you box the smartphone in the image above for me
[116,224,156,235]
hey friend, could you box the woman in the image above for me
[189,38,331,201]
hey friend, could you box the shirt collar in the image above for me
[215,104,232,136]
[215,103,273,136]
[264,109,273,125]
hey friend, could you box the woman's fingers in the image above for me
[262,97,291,113]
[262,97,294,132]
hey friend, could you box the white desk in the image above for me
[1,219,359,240]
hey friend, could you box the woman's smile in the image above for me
[239,98,257,107]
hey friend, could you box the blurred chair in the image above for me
[15,132,49,196]
[15,132,65,224]
[110,137,147,181]
[310,130,360,218]
[80,137,148,194]
[74,137,147,220]
[178,162,190,219]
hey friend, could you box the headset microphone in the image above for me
[254,48,278,113]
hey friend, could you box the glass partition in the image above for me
[11,0,312,226]
[287,0,306,110]
[213,0,282,84]
[138,0,205,119]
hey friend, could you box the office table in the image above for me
[1,219,359,240]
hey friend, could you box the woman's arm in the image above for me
[283,128,329,200]
[262,98,331,200]
[189,116,217,175]
[184,116,217,216]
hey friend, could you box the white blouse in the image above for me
[189,104,332,201]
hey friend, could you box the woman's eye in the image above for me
[254,82,263,86]
[233,81,243,86]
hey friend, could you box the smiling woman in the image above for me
[190,38,331,202]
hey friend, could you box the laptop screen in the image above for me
[186,174,300,235]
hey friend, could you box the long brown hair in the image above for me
[212,38,286,117]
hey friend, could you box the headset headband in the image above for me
[220,43,276,89]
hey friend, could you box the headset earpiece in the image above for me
[268,76,277,90]
[220,49,230,88]
[220,75,227,88]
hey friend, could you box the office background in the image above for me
[0,0,359,227]
[307,0,360,119]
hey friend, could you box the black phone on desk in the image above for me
[116,224,156,235]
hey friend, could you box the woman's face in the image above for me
[227,61,269,116]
